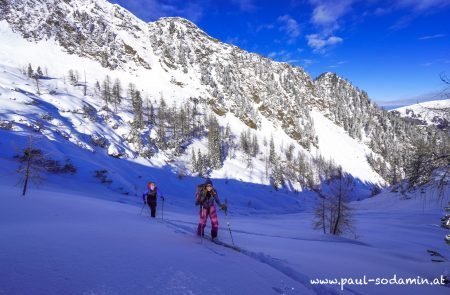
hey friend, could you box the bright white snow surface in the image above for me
[393,99,450,126]
[0,132,448,294]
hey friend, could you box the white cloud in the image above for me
[266,50,307,66]
[394,0,450,11]
[418,34,446,40]
[256,23,275,32]
[302,59,316,67]
[306,34,343,52]
[377,0,450,30]
[309,0,354,34]
[230,0,257,12]
[328,60,348,68]
[267,50,288,59]
[306,1,352,52]
[277,15,301,44]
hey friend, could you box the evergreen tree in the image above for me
[285,143,294,162]
[251,133,259,157]
[269,135,276,165]
[208,115,223,169]
[197,149,204,176]
[27,63,34,78]
[36,66,43,78]
[101,75,112,110]
[271,161,284,190]
[155,97,167,149]
[131,89,143,129]
[94,80,101,96]
[191,150,197,174]
[112,78,122,112]
[240,130,250,155]
[149,102,155,125]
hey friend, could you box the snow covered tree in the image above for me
[191,150,197,174]
[155,97,168,150]
[208,115,223,169]
[195,149,210,177]
[251,133,259,157]
[101,75,112,111]
[112,78,122,112]
[269,135,276,165]
[68,69,78,84]
[148,101,155,125]
[240,130,250,155]
[131,89,143,130]
[36,66,43,78]
[285,143,294,162]
[27,63,34,78]
[271,160,284,190]
[94,80,101,96]
[406,135,449,193]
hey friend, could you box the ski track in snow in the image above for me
[165,218,370,246]
[163,219,350,295]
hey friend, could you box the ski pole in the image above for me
[139,202,146,215]
[223,203,235,246]
[161,196,165,221]
[200,204,204,244]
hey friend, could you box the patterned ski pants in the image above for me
[197,205,219,238]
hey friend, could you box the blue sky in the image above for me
[108,0,450,106]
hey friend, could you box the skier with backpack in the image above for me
[142,181,164,218]
[195,178,227,240]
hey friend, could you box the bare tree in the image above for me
[313,167,354,236]
[83,71,87,96]
[33,74,41,95]
[17,136,45,196]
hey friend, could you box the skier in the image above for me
[195,178,227,239]
[142,181,164,218]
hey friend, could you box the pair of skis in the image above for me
[206,235,241,252]
[200,201,240,252]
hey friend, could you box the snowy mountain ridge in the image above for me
[0,0,445,189]
[391,99,450,130]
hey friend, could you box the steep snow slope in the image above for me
[311,110,382,184]
[1,0,419,188]
[0,27,385,190]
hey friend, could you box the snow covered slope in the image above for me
[0,21,386,190]
[391,99,450,129]
[0,0,436,189]
[0,174,448,295]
